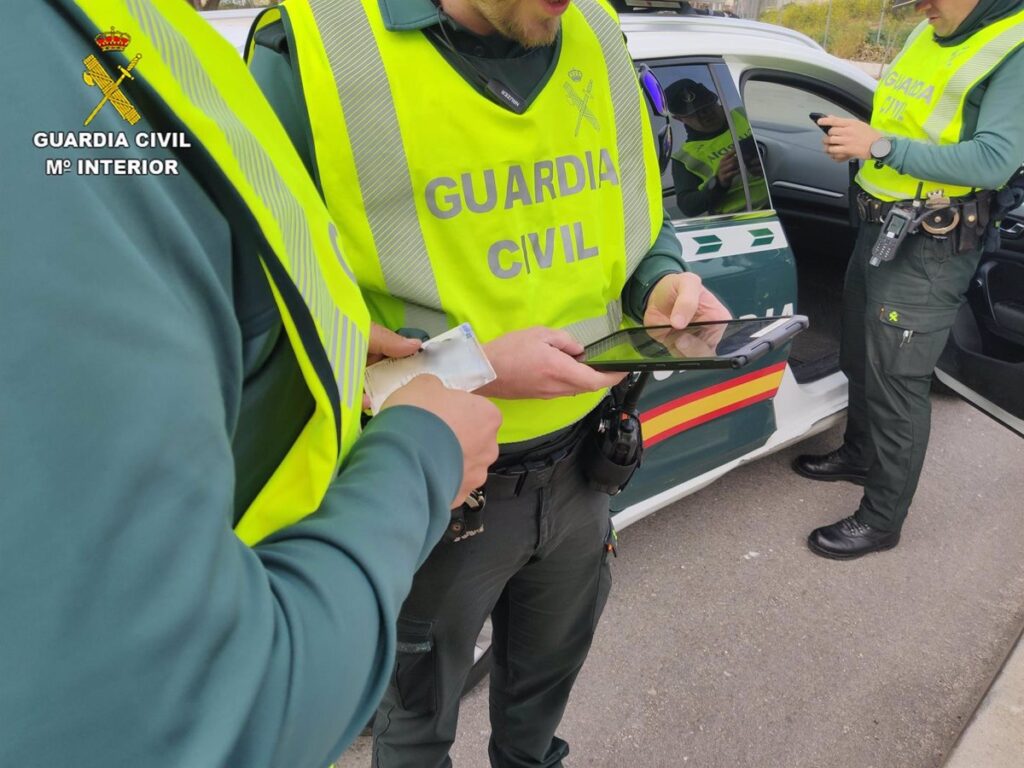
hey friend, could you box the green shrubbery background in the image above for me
[760,0,920,61]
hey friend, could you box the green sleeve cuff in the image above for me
[623,256,684,323]
[884,138,909,173]
[622,209,685,322]
[358,404,463,557]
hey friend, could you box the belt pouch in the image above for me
[958,200,980,253]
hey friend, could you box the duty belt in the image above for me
[856,190,990,252]
[486,418,590,500]
[856,190,985,229]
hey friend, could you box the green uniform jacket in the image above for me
[0,5,459,767]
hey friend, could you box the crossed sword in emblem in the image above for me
[82,53,142,126]
[564,79,599,136]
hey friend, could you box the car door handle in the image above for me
[770,181,844,198]
[999,221,1024,238]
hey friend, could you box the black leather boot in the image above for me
[807,515,900,560]
[792,448,867,485]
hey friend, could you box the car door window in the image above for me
[646,62,768,221]
[743,79,856,208]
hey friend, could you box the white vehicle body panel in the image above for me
[620,17,877,98]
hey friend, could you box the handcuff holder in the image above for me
[444,488,486,543]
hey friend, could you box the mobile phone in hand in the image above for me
[737,135,760,168]
[809,112,831,134]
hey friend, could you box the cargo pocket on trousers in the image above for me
[918,233,954,277]
[393,616,438,715]
[876,302,957,378]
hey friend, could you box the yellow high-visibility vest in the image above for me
[255,0,663,441]
[71,0,370,545]
[672,110,766,214]
[858,9,1024,201]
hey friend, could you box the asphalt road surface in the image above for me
[339,391,1024,768]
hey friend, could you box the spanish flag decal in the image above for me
[641,362,787,448]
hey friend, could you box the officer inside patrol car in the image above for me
[794,0,1024,559]
[247,0,731,765]
[2,2,503,767]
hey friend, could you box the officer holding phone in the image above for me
[794,0,1024,559]
[666,78,768,216]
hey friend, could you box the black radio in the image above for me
[583,372,648,495]
[870,205,916,266]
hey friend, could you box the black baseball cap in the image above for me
[665,79,718,117]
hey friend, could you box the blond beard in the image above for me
[474,0,561,48]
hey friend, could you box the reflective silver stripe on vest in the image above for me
[675,148,713,181]
[307,0,442,312]
[922,21,1024,140]
[562,301,622,344]
[127,0,366,415]
[574,0,651,279]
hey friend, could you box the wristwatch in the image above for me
[869,137,893,164]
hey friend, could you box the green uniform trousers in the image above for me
[371,427,614,768]
[839,221,983,532]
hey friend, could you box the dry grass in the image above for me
[760,0,920,62]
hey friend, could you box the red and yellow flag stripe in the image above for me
[641,361,787,448]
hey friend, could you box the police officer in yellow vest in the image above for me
[1,3,502,766]
[666,78,768,217]
[248,0,730,764]
[793,0,1024,559]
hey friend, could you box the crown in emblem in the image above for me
[568,68,583,82]
[95,26,131,52]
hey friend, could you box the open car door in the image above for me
[935,192,1024,437]
[610,58,799,521]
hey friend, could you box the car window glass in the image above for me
[743,79,856,205]
[744,80,855,131]
[648,63,768,221]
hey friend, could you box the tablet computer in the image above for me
[580,315,808,371]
